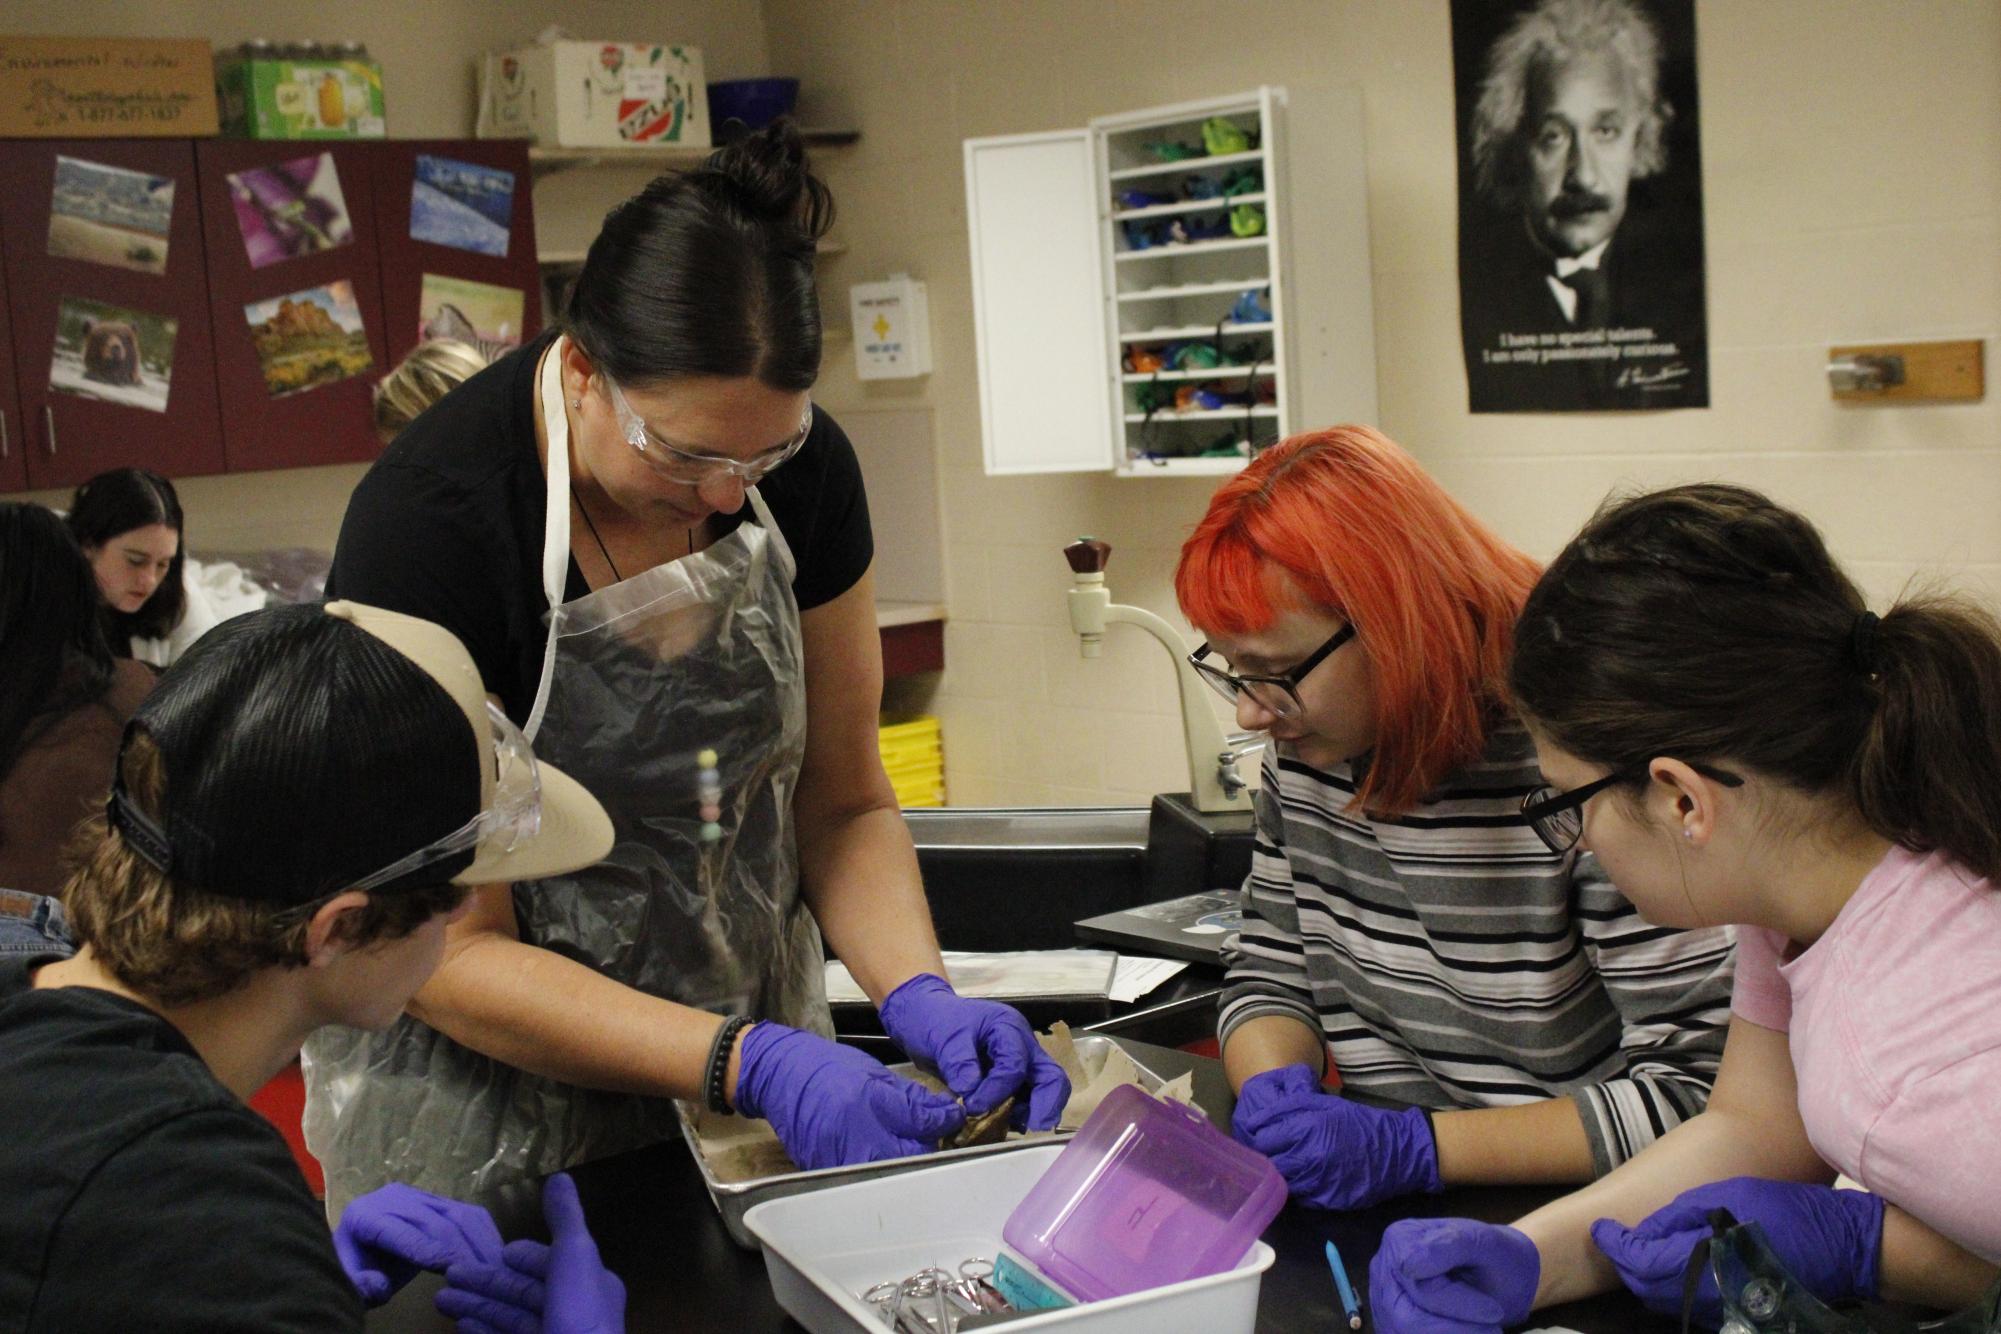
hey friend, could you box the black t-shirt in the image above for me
[0,955,361,1331]
[328,331,876,721]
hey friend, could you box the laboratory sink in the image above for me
[900,797,1251,952]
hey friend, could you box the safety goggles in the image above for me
[344,700,543,894]
[1186,622,1356,722]
[600,375,813,485]
[1690,1207,2001,1333]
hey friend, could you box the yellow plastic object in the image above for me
[879,716,945,807]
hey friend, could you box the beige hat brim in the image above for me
[456,758,614,887]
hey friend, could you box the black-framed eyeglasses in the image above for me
[1187,622,1357,721]
[1521,762,1745,854]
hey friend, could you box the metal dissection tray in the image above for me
[676,1035,1168,1250]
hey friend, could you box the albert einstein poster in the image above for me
[1453,0,1710,412]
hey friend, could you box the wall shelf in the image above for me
[1124,407,1278,422]
[527,127,859,176]
[1111,191,1266,222]
[1107,148,1263,183]
[1118,321,1273,344]
[1115,236,1269,264]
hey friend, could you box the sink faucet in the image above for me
[1063,537,1252,813]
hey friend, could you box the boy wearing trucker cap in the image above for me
[0,601,621,1331]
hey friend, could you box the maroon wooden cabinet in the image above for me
[0,139,226,489]
[193,141,392,472]
[0,137,541,492]
[369,140,540,372]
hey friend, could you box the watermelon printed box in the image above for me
[481,41,709,150]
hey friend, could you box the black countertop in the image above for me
[369,1039,1673,1334]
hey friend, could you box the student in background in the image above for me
[0,502,151,908]
[373,338,492,443]
[0,599,623,1331]
[1371,484,2001,1330]
[1174,427,1734,1212]
[65,467,217,669]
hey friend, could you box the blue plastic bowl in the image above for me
[706,78,800,130]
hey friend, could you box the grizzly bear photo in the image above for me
[81,319,143,386]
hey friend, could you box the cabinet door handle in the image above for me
[0,409,8,460]
[43,404,56,456]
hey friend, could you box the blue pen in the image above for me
[1325,1239,1363,1330]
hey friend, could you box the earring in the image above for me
[571,398,582,410]
[1684,828,1694,841]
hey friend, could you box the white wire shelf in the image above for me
[1106,149,1265,183]
[1116,280,1265,304]
[1121,365,1271,383]
[1117,321,1272,343]
[1111,192,1266,222]
[1119,454,1262,476]
[1124,407,1279,422]
[1113,235,1270,264]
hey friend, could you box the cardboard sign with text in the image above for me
[0,36,218,138]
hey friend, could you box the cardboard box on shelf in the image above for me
[479,41,708,150]
[0,35,218,137]
[215,49,385,139]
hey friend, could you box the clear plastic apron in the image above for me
[303,340,831,1221]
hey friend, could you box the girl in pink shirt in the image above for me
[1368,483,2001,1330]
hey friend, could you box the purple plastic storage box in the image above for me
[1000,1085,1285,1303]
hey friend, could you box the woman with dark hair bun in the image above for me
[1369,484,2001,1330]
[0,501,152,906]
[313,121,1066,1218]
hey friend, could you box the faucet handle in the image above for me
[1064,537,1112,575]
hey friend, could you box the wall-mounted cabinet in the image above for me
[966,87,1316,478]
[0,137,539,492]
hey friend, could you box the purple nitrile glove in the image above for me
[876,972,1071,1130]
[332,1181,505,1307]
[1368,1217,1541,1334]
[1591,1177,1886,1324]
[435,1175,625,1334]
[732,1020,967,1170]
[1231,1064,1442,1210]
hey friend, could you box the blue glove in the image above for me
[333,1182,506,1307]
[435,1175,625,1334]
[1591,1177,1885,1324]
[877,972,1071,1130]
[1231,1064,1441,1209]
[1369,1217,1541,1334]
[733,1020,967,1170]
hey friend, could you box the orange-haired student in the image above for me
[1173,426,1734,1211]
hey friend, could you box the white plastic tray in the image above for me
[742,1143,1274,1334]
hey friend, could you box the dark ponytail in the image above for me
[1849,595,2001,882]
[564,119,834,391]
[1510,483,2001,883]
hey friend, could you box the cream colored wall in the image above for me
[767,0,2001,808]
[2,0,771,548]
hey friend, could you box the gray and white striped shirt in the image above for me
[1219,715,1735,1174]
